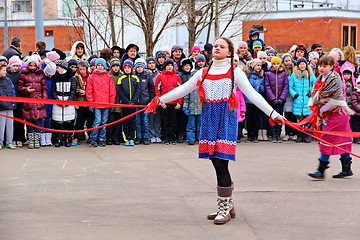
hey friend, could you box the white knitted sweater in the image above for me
[159,58,280,120]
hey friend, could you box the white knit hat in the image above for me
[26,56,40,67]
[290,45,297,53]
[44,61,56,76]
[308,51,319,61]
[257,51,267,58]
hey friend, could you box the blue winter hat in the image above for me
[95,58,107,68]
[134,58,146,69]
[252,40,262,49]
[266,49,277,56]
[0,56,8,64]
[281,53,293,62]
[296,57,308,66]
[90,58,98,66]
[122,58,134,70]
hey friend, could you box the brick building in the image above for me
[0,0,84,56]
[242,8,360,53]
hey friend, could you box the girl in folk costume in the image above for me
[146,37,285,224]
[308,55,354,179]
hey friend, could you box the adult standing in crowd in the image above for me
[3,37,22,60]
[202,43,213,65]
[310,43,324,59]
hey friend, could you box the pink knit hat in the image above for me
[46,51,60,62]
[238,41,248,49]
[8,56,22,67]
[191,46,201,54]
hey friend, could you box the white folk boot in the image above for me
[45,133,53,146]
[213,197,233,224]
[40,133,46,146]
[207,185,235,224]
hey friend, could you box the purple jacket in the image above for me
[264,68,288,102]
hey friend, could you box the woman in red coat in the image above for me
[18,56,47,149]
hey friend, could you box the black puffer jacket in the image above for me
[0,76,16,110]
[135,70,154,105]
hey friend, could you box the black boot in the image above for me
[308,159,329,179]
[271,129,277,143]
[64,134,71,147]
[276,128,282,143]
[54,133,63,147]
[304,132,312,143]
[295,131,303,143]
[332,158,353,178]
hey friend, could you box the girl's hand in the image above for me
[274,115,286,125]
[27,87,35,93]
[160,103,167,109]
[175,103,181,109]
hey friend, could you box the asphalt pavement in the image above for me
[1,141,359,240]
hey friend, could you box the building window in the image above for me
[342,24,357,49]
[45,30,53,36]
[11,0,32,12]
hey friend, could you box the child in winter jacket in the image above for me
[341,61,358,143]
[6,56,24,147]
[0,64,17,149]
[117,59,140,146]
[155,58,183,144]
[155,51,166,72]
[40,51,60,147]
[265,56,288,143]
[178,58,195,144]
[72,60,93,145]
[146,57,161,143]
[281,53,297,141]
[236,88,246,143]
[308,52,320,78]
[189,46,201,69]
[134,58,154,145]
[288,57,316,143]
[177,58,194,143]
[18,56,47,149]
[257,51,270,73]
[106,57,123,145]
[246,28,266,57]
[86,58,116,147]
[194,54,206,70]
[52,60,77,147]
[351,78,360,144]
[244,59,265,143]
[236,41,252,72]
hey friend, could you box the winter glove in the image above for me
[273,99,284,105]
[294,94,299,99]
[89,107,94,113]
[183,108,190,116]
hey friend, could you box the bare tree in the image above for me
[122,0,182,56]
[181,0,272,52]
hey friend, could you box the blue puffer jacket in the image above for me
[244,70,264,104]
[288,69,316,116]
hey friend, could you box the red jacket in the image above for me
[86,70,116,107]
[18,69,47,120]
[155,70,183,104]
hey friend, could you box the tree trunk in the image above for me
[107,0,117,47]
[187,0,196,53]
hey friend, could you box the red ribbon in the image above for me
[0,108,146,133]
[0,96,147,108]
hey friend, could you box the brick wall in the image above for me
[0,26,84,56]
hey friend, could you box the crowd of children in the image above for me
[0,32,359,151]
